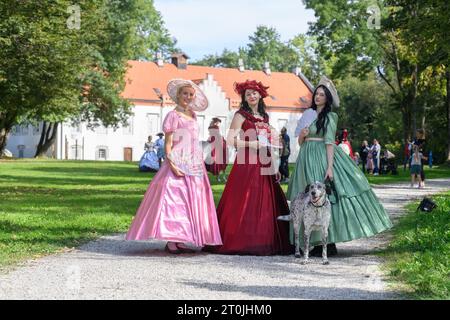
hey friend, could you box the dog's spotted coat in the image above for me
[289,181,332,264]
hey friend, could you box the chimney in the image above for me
[263,61,271,75]
[171,52,189,69]
[238,58,245,72]
[156,51,164,67]
[293,66,301,76]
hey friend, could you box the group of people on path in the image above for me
[125,76,393,256]
[357,139,386,175]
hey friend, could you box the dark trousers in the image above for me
[361,158,367,173]
[373,156,379,174]
[279,156,290,179]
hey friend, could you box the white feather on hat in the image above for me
[317,76,340,108]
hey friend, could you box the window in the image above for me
[20,124,29,136]
[277,119,288,132]
[123,117,134,135]
[71,145,82,160]
[98,149,106,159]
[11,126,19,136]
[95,125,107,135]
[17,145,25,158]
[33,124,41,136]
[95,146,109,160]
[71,123,82,134]
[146,113,160,135]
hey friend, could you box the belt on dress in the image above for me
[305,137,324,141]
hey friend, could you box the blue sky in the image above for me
[153,0,316,61]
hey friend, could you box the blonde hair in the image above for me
[416,129,425,139]
[176,85,195,103]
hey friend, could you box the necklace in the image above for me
[176,106,190,114]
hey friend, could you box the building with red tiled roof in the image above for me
[123,57,313,112]
[6,54,313,162]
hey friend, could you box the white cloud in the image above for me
[154,0,316,61]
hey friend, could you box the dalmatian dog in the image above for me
[278,181,332,265]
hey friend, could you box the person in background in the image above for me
[354,152,361,166]
[429,151,433,168]
[338,129,354,159]
[279,127,291,183]
[403,140,412,171]
[138,135,160,172]
[360,140,369,174]
[410,145,427,188]
[382,149,397,175]
[413,129,426,186]
[366,151,374,174]
[155,132,165,168]
[205,117,228,182]
[371,139,381,176]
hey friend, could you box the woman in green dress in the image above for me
[286,76,392,255]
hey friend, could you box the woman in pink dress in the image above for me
[126,79,223,253]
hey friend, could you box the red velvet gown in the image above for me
[205,125,228,175]
[211,109,292,255]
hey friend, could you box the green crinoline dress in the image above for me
[286,112,392,246]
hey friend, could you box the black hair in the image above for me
[239,92,268,119]
[311,85,333,136]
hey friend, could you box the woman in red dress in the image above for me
[205,117,228,182]
[209,80,292,255]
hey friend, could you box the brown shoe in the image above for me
[176,243,196,253]
[165,242,182,254]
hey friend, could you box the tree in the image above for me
[192,49,245,68]
[391,0,450,161]
[0,0,92,153]
[245,26,298,72]
[337,75,402,154]
[0,0,176,157]
[288,34,335,85]
[302,0,443,161]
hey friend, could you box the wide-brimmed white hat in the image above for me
[317,76,340,108]
[167,78,209,111]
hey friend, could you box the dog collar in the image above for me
[311,198,327,208]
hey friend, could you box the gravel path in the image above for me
[1,178,449,300]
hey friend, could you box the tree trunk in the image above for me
[402,106,412,143]
[0,114,15,155]
[446,68,450,162]
[34,122,59,158]
[0,128,10,155]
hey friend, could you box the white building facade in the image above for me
[6,58,313,163]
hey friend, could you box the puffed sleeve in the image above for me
[162,111,179,134]
[324,112,338,145]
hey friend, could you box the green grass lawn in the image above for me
[0,159,231,268]
[1,159,449,281]
[378,191,450,299]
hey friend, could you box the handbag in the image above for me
[416,197,437,213]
